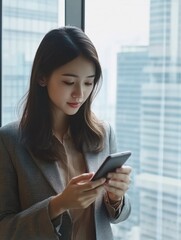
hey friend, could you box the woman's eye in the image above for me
[85,82,93,86]
[63,81,74,85]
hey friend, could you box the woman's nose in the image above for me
[72,84,83,99]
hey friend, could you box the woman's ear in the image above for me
[38,78,47,87]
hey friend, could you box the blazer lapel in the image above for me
[84,149,108,175]
[84,151,103,174]
[27,146,107,194]
[27,148,63,194]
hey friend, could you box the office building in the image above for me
[114,46,149,240]
[2,0,59,124]
[115,0,181,239]
[137,0,181,239]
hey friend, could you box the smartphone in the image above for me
[91,151,131,181]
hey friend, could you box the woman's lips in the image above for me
[67,102,82,108]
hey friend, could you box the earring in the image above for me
[39,79,46,87]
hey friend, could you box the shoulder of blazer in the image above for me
[102,120,114,140]
[0,121,20,144]
[102,121,111,133]
[102,121,117,154]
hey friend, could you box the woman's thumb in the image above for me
[71,172,94,184]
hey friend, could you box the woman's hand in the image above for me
[104,166,132,202]
[49,173,106,220]
[60,173,106,209]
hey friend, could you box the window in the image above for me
[85,0,181,239]
[1,0,65,125]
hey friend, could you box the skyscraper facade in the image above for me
[138,0,181,239]
[2,0,59,125]
[114,46,149,240]
[115,0,181,239]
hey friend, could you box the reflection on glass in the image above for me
[2,0,64,125]
[85,0,181,239]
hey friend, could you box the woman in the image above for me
[0,26,131,240]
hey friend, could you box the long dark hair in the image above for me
[20,26,105,161]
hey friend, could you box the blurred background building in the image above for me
[2,0,59,124]
[113,0,181,239]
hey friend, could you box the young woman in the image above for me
[0,26,132,240]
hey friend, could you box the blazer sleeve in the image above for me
[104,122,131,224]
[0,132,60,240]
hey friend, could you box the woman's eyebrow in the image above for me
[87,74,95,78]
[61,73,95,78]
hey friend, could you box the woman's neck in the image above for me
[52,113,69,142]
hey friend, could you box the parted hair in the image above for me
[19,26,105,161]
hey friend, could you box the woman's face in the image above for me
[45,55,95,118]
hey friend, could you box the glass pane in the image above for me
[85,0,181,239]
[2,0,65,125]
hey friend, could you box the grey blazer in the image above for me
[0,121,131,240]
